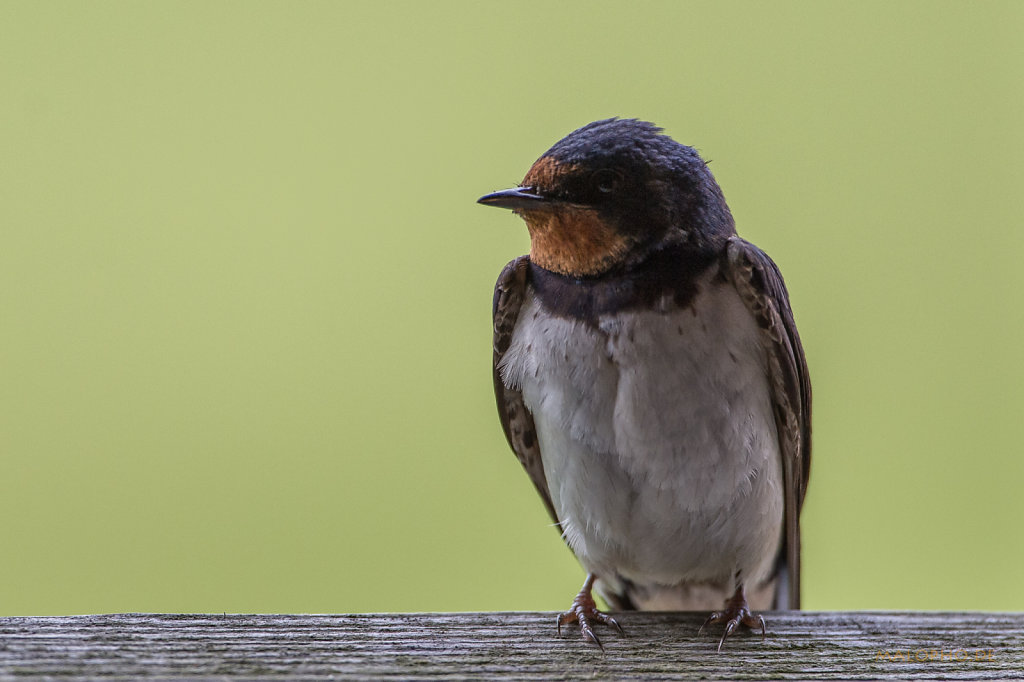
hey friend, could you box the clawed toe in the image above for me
[700,587,767,652]
[556,574,623,650]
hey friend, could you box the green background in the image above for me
[2,1,1022,617]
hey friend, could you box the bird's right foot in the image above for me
[698,585,766,653]
[556,574,623,650]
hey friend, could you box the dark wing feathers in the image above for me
[492,256,560,527]
[724,237,812,609]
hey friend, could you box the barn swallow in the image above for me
[478,118,811,651]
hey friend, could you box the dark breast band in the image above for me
[528,244,719,326]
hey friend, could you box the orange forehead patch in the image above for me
[522,156,579,191]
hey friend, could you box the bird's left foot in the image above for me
[699,586,766,652]
[556,574,623,650]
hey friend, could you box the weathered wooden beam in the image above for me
[0,612,1020,679]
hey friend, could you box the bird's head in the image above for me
[479,118,736,278]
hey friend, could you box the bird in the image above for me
[477,118,811,651]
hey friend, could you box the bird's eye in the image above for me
[593,169,620,194]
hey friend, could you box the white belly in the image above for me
[498,273,784,600]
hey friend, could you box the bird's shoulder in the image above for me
[721,237,811,495]
[492,255,559,525]
[721,236,811,609]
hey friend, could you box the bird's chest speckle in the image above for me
[498,275,783,585]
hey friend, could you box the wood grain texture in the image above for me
[0,612,1021,679]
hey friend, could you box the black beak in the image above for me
[477,187,548,210]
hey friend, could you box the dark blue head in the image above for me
[479,118,735,277]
